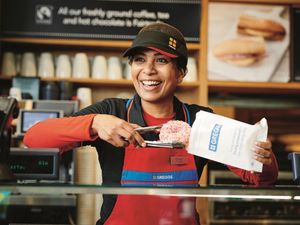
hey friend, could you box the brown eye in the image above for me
[132,56,145,63]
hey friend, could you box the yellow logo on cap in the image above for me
[168,37,176,50]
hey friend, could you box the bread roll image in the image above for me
[213,38,266,67]
[237,14,286,41]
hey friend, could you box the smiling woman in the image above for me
[24,21,278,225]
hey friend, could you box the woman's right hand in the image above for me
[91,114,146,148]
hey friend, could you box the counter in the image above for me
[0,183,300,200]
[1,183,300,224]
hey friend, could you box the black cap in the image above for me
[123,22,188,69]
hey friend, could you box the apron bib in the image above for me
[104,145,199,225]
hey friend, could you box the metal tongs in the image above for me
[144,141,185,149]
[134,125,162,134]
[135,125,185,149]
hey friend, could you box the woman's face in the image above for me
[130,49,184,104]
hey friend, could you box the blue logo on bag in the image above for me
[209,124,222,152]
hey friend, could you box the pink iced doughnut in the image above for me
[159,120,191,146]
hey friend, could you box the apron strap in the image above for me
[126,98,134,122]
[182,103,191,125]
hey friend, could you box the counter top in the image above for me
[1,183,300,201]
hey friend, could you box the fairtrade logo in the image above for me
[36,5,53,25]
[168,37,177,50]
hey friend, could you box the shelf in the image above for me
[0,37,201,51]
[208,80,300,94]
[0,76,200,89]
[5,75,300,93]
[209,95,300,108]
[210,0,300,4]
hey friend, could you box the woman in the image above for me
[24,22,278,225]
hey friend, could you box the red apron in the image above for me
[104,144,199,225]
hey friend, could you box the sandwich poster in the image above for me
[208,3,290,82]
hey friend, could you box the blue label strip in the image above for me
[209,124,222,152]
[121,170,198,182]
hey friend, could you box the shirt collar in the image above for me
[127,94,186,125]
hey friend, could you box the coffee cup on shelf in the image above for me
[41,81,60,100]
[1,52,16,77]
[123,62,131,80]
[56,54,72,79]
[72,53,90,79]
[92,55,107,79]
[185,57,197,81]
[20,52,37,77]
[38,52,55,78]
[59,81,73,100]
[107,56,122,80]
[76,87,92,109]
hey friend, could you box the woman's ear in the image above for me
[177,69,185,84]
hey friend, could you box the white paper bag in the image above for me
[188,111,268,172]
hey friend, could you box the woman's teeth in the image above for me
[142,80,161,86]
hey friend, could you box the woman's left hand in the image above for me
[253,139,273,165]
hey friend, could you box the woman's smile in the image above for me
[140,80,162,90]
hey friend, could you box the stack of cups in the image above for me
[77,87,92,109]
[72,53,90,79]
[20,52,37,77]
[41,81,59,100]
[107,56,122,80]
[1,52,17,77]
[74,145,101,225]
[92,55,107,79]
[123,62,131,80]
[38,52,55,78]
[56,54,72,78]
[59,81,73,100]
[185,57,197,82]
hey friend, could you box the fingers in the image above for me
[256,139,272,150]
[93,115,145,148]
[119,125,146,147]
[253,140,273,165]
[91,114,148,148]
[97,127,128,148]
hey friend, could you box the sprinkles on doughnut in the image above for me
[159,120,191,147]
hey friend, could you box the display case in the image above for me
[1,183,300,224]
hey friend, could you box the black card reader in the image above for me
[8,148,60,180]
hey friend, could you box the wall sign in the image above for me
[0,0,201,42]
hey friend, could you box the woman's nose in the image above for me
[143,61,156,75]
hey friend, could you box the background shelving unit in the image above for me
[0,37,203,104]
